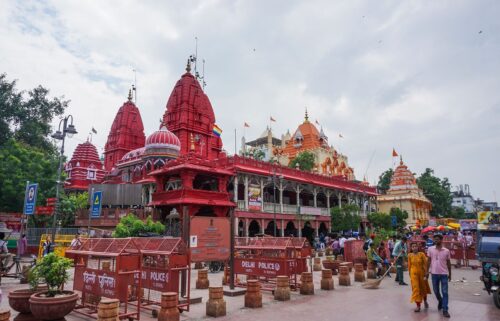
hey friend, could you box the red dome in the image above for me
[69,141,101,165]
[145,126,181,152]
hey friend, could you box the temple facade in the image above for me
[377,157,432,226]
[68,59,378,241]
[64,141,105,192]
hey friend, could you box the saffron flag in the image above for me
[244,122,250,128]
[392,148,398,157]
[213,124,222,137]
[270,116,276,122]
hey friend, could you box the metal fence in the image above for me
[26,227,80,246]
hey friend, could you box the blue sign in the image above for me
[91,191,102,218]
[24,183,38,215]
[391,215,397,227]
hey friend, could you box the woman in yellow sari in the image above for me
[408,242,431,312]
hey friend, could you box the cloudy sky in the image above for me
[1,0,499,201]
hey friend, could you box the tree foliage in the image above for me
[289,151,316,171]
[330,204,361,232]
[0,73,68,153]
[59,192,89,227]
[389,207,409,229]
[377,168,393,194]
[416,168,453,217]
[29,253,72,296]
[367,212,392,230]
[113,214,165,237]
[0,139,59,213]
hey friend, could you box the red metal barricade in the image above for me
[132,237,191,312]
[233,237,311,291]
[344,240,364,263]
[66,238,142,320]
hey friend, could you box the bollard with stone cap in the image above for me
[244,280,262,308]
[97,298,119,321]
[206,287,226,317]
[0,309,10,321]
[367,261,377,279]
[338,265,351,286]
[300,272,314,295]
[158,292,179,321]
[354,263,366,282]
[274,275,291,301]
[196,269,209,289]
[320,269,334,290]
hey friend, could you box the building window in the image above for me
[87,170,96,180]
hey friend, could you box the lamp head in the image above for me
[65,124,77,138]
[51,130,63,140]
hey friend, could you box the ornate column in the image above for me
[279,181,284,214]
[261,219,265,234]
[313,188,318,208]
[281,219,285,236]
[326,190,331,212]
[260,178,264,212]
[233,175,239,203]
[296,185,302,211]
[245,218,249,237]
[338,192,342,209]
[244,175,249,210]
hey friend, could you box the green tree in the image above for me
[416,168,453,217]
[367,212,392,230]
[389,207,409,229]
[0,139,59,213]
[377,168,393,194]
[113,214,165,237]
[289,151,315,171]
[330,204,361,231]
[59,192,89,227]
[449,207,466,219]
[0,73,68,153]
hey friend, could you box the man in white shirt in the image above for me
[339,235,347,256]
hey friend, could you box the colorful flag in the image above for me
[91,127,97,134]
[212,124,222,137]
[270,116,276,122]
[339,133,343,138]
[244,122,250,128]
[392,148,398,157]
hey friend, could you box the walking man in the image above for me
[392,236,408,285]
[426,234,451,318]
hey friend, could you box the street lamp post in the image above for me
[51,115,77,240]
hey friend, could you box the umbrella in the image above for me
[421,226,436,234]
[436,225,449,231]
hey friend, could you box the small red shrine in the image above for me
[64,140,105,192]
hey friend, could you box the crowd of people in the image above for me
[314,230,462,318]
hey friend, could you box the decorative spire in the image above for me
[304,107,309,122]
[127,89,133,102]
[400,155,403,165]
[186,59,191,73]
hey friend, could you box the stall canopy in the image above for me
[68,238,140,257]
[132,237,187,255]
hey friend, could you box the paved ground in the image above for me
[1,261,499,321]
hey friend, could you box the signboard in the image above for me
[459,219,477,231]
[190,217,230,262]
[133,268,180,292]
[74,267,129,300]
[248,185,262,211]
[35,206,55,215]
[477,211,500,230]
[391,215,397,227]
[91,191,102,218]
[233,258,296,277]
[24,183,38,215]
[0,213,21,234]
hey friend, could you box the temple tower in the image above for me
[64,140,104,191]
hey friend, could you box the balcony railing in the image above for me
[237,201,331,216]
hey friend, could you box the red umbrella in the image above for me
[421,226,436,234]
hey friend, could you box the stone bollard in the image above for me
[340,262,353,272]
[196,269,209,289]
[313,257,322,271]
[274,276,291,301]
[300,272,314,295]
[367,261,377,279]
[331,260,341,275]
[194,262,203,269]
[0,309,10,321]
[338,266,351,286]
[206,287,226,317]
[354,263,366,282]
[158,292,179,321]
[97,298,119,321]
[320,269,334,290]
[244,280,262,308]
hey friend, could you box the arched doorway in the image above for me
[264,221,280,236]
[238,220,245,237]
[301,221,314,244]
[284,221,297,237]
[319,222,328,236]
[248,220,260,237]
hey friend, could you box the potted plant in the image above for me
[8,265,47,316]
[28,253,78,321]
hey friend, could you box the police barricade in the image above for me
[233,237,311,291]
[66,238,142,321]
[131,237,191,313]
[344,240,366,266]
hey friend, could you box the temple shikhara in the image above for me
[66,59,377,241]
[377,157,432,225]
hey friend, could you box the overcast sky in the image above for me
[1,0,499,201]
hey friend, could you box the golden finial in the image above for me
[304,107,309,122]
[127,89,132,102]
[186,59,191,73]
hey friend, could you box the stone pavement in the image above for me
[1,264,499,321]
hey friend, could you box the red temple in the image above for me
[64,140,105,192]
